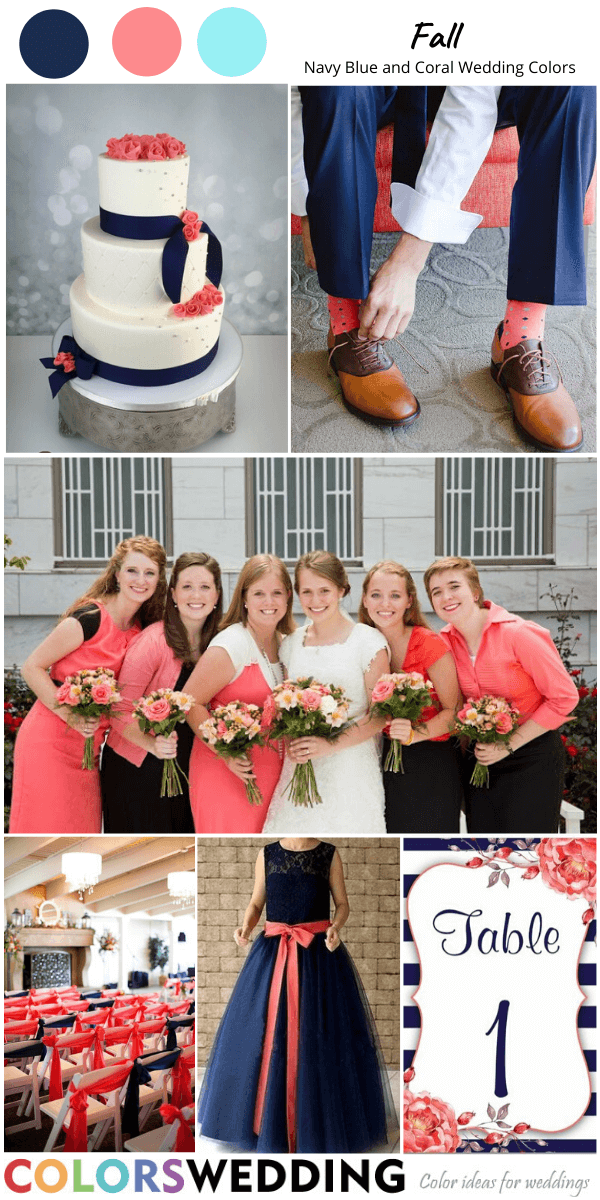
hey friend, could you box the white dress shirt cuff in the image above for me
[390,181,483,244]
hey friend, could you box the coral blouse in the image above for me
[106,621,183,767]
[439,601,579,729]
[400,625,452,743]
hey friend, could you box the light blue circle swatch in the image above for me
[197,8,266,77]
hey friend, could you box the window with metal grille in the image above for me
[438,457,554,561]
[53,458,172,564]
[247,458,363,562]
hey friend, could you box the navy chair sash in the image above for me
[121,1048,181,1136]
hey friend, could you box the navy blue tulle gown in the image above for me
[199,840,397,1153]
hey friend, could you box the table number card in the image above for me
[403,837,596,1153]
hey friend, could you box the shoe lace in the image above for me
[497,345,562,389]
[328,334,429,373]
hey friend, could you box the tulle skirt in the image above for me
[199,930,398,1153]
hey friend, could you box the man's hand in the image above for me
[358,232,432,340]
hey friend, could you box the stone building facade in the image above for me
[5,454,596,670]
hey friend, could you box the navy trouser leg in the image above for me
[499,86,596,305]
[299,86,397,298]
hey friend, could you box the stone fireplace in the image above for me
[7,928,94,992]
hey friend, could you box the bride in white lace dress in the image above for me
[263,552,389,835]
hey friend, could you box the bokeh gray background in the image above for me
[7,84,287,337]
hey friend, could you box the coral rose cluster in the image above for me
[173,283,223,319]
[454,695,520,787]
[106,133,186,161]
[133,689,195,798]
[55,668,121,770]
[537,837,596,906]
[198,701,265,806]
[404,1089,460,1153]
[53,351,76,374]
[370,671,436,773]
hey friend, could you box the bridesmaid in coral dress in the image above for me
[187,554,295,833]
[9,536,167,834]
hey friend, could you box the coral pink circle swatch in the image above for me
[112,7,181,76]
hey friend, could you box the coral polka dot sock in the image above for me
[327,296,361,336]
[501,300,547,350]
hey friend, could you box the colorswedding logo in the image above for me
[4,1157,406,1194]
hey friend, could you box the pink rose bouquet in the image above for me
[55,668,121,770]
[133,689,195,798]
[263,677,352,807]
[370,671,436,773]
[454,695,520,788]
[197,701,266,805]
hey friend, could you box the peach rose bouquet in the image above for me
[262,678,352,807]
[133,689,195,798]
[198,700,266,806]
[454,695,520,788]
[370,671,436,773]
[55,668,121,770]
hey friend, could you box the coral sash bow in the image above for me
[253,919,330,1153]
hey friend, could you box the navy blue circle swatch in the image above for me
[19,9,89,78]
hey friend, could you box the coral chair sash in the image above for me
[253,919,331,1153]
[170,1053,193,1109]
[42,1031,96,1100]
[63,1061,134,1152]
[159,1103,195,1151]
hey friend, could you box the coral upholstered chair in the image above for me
[291,124,597,235]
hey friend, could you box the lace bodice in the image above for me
[279,622,388,721]
[264,841,336,924]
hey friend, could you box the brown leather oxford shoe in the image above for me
[327,328,421,429]
[490,323,583,453]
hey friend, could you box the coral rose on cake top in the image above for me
[106,133,187,160]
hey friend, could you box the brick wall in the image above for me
[197,837,400,1070]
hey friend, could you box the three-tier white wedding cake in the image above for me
[45,132,225,395]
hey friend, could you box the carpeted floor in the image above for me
[291,227,596,453]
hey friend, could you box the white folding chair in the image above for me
[124,1104,194,1153]
[41,1058,133,1153]
[4,1038,45,1135]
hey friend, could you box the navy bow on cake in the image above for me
[98,208,223,304]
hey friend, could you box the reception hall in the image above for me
[4,834,196,1153]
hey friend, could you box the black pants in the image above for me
[383,737,463,833]
[463,729,565,834]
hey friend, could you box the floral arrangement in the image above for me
[454,696,520,788]
[132,689,195,798]
[370,671,436,773]
[403,1069,534,1154]
[4,928,23,961]
[53,350,76,374]
[97,931,118,954]
[106,133,186,161]
[198,701,266,806]
[262,678,352,807]
[55,668,121,770]
[173,282,223,318]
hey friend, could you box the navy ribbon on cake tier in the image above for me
[98,208,223,304]
[41,333,220,394]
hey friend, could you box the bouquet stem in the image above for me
[244,778,265,806]
[284,760,323,807]
[470,761,490,788]
[161,758,189,799]
[82,735,95,771]
[384,737,404,774]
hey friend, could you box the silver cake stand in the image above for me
[52,317,243,451]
